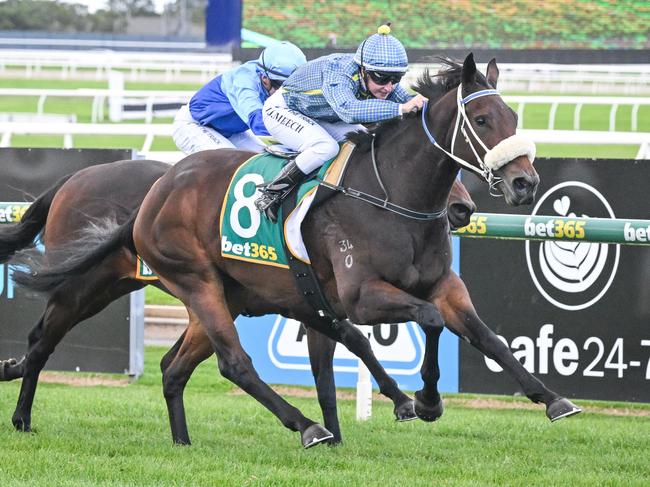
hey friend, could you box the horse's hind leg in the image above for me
[434,272,581,422]
[168,274,333,448]
[305,326,342,444]
[11,304,68,431]
[0,332,38,382]
[0,307,50,382]
[160,309,212,445]
[11,272,142,432]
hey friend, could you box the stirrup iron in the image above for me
[255,159,307,222]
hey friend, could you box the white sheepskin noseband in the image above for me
[484,135,536,171]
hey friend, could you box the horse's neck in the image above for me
[364,116,458,213]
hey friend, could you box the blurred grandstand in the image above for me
[243,1,649,50]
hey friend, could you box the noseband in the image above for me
[421,87,536,195]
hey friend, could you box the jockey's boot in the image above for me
[255,160,307,223]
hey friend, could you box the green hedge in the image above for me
[243,0,650,49]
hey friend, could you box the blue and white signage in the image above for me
[236,316,459,392]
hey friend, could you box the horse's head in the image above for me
[457,54,539,205]
[448,179,476,229]
[421,54,539,206]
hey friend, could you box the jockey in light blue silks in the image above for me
[255,25,427,222]
[173,41,307,155]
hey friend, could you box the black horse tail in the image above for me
[12,209,139,294]
[0,174,73,263]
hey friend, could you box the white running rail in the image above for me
[2,87,649,128]
[0,122,649,160]
[1,49,649,92]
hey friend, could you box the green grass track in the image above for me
[0,346,648,486]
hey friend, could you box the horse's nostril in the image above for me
[513,177,532,194]
[449,203,473,227]
[450,204,469,215]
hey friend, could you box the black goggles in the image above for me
[366,70,403,86]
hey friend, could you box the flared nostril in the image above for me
[449,203,474,228]
[513,177,532,194]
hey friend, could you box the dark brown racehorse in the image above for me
[12,54,581,448]
[0,158,474,445]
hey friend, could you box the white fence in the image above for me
[408,64,650,95]
[2,85,649,128]
[0,87,195,123]
[505,96,650,131]
[1,122,648,161]
[2,48,650,93]
[0,49,233,83]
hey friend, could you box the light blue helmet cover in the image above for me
[257,41,307,80]
[353,26,408,73]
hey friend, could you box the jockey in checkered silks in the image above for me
[172,42,307,155]
[255,24,427,222]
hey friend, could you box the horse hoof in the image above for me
[0,357,24,381]
[414,392,444,422]
[12,416,31,432]
[394,400,417,422]
[301,424,334,449]
[546,397,582,422]
[172,438,191,446]
[0,358,16,380]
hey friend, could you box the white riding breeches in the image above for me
[262,90,364,174]
[172,104,266,155]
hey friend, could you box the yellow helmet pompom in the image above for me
[377,24,391,35]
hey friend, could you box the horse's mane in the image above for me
[347,57,489,150]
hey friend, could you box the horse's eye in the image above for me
[474,116,487,126]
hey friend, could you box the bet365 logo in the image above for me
[221,235,278,261]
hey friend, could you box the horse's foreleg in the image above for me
[170,274,333,448]
[349,278,445,332]
[434,272,581,422]
[305,326,342,444]
[414,322,445,422]
[307,318,416,422]
[160,310,213,445]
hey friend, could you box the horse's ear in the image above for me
[486,58,499,88]
[462,53,477,85]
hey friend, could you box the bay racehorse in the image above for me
[12,54,581,448]
[0,158,474,445]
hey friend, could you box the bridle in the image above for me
[318,84,535,221]
[421,86,535,195]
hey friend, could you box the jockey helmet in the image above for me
[354,24,408,74]
[257,42,307,81]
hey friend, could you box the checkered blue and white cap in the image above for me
[353,25,408,73]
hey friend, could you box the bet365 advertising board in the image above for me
[459,158,650,402]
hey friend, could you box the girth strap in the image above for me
[280,190,340,326]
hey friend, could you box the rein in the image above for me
[318,125,448,221]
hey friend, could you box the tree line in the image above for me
[0,0,204,34]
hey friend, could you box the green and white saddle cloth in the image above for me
[220,143,355,268]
